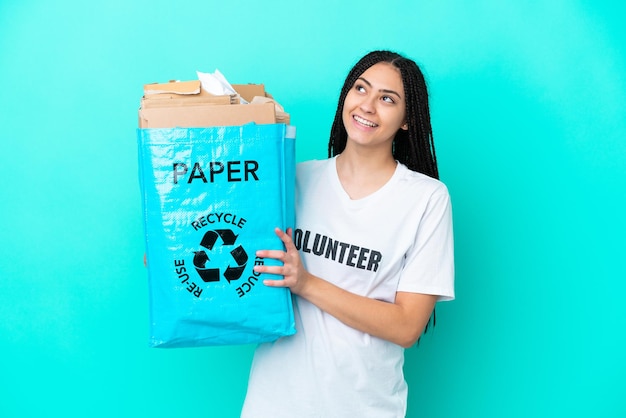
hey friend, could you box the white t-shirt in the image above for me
[241,157,455,418]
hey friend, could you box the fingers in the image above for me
[262,277,289,287]
[253,263,289,287]
[274,227,295,247]
[257,226,295,259]
[256,249,286,260]
[253,263,283,275]
[255,227,298,289]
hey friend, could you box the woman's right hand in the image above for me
[253,227,312,296]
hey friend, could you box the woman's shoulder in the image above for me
[296,158,332,176]
[297,158,331,169]
[395,163,450,198]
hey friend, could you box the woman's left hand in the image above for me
[254,227,311,295]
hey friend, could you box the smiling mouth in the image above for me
[353,115,378,128]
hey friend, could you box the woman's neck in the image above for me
[335,146,397,200]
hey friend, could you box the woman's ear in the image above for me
[401,122,408,130]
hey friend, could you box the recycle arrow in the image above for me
[193,229,248,283]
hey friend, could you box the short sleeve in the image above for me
[396,184,455,301]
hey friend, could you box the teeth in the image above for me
[354,115,378,127]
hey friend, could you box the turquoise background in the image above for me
[1,1,624,417]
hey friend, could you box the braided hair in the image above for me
[328,50,439,180]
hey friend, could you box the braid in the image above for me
[328,50,439,180]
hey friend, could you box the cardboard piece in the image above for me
[138,80,289,128]
[140,92,235,109]
[144,80,201,95]
[232,84,266,103]
[139,102,277,129]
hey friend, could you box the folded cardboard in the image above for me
[140,93,235,108]
[143,80,266,103]
[144,80,202,95]
[138,80,288,129]
[139,102,277,129]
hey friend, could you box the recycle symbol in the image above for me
[193,229,248,283]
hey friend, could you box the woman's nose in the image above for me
[359,95,376,113]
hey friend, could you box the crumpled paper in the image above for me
[197,69,244,101]
[197,69,287,118]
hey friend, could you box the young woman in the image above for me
[241,50,455,418]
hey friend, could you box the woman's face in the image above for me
[341,62,407,151]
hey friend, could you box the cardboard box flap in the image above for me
[144,80,201,95]
[233,84,266,102]
[141,91,237,108]
[139,102,277,129]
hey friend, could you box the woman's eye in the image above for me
[355,85,366,93]
[382,95,395,104]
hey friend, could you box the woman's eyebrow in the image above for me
[357,76,402,99]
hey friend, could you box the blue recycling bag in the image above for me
[138,123,296,348]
